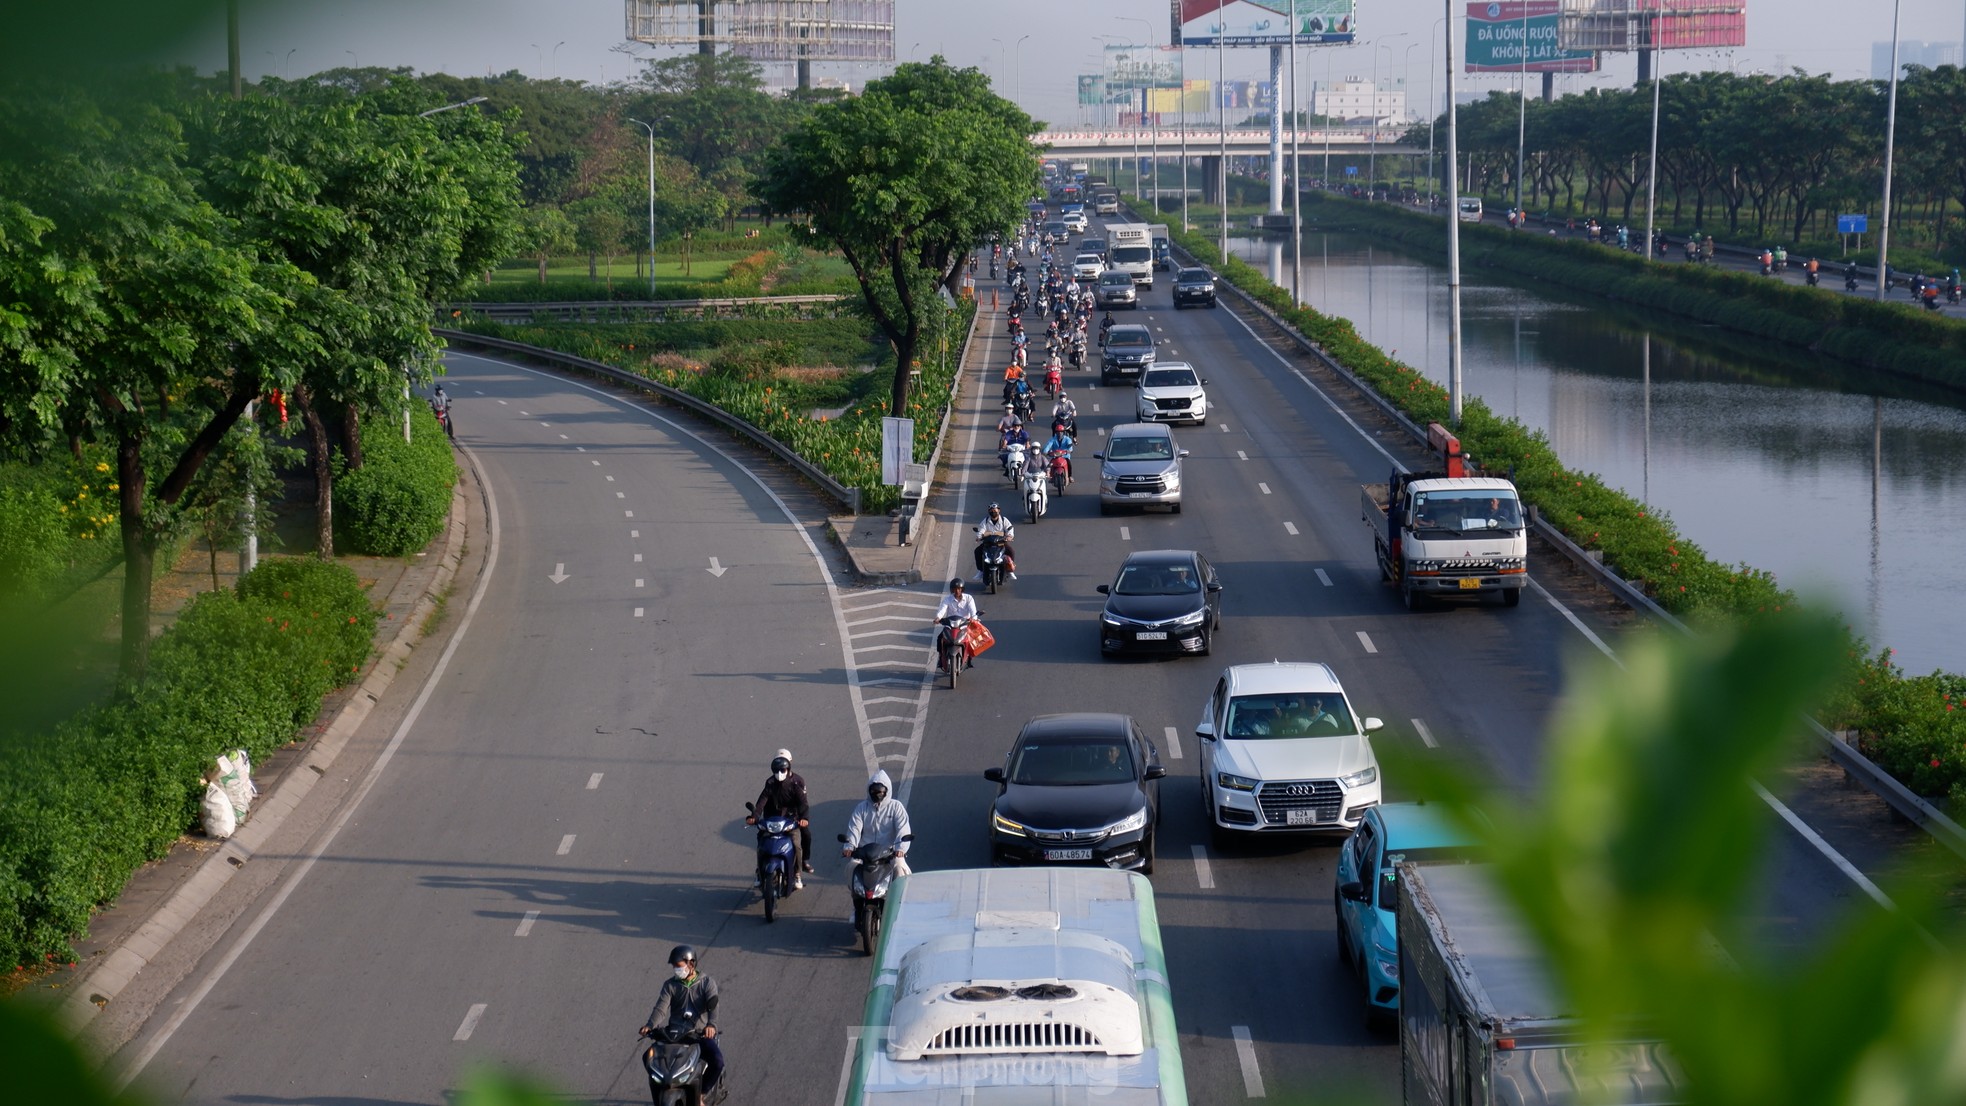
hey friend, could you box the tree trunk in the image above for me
[537,253,549,283]
[340,402,364,470]
[588,252,597,279]
[297,387,335,560]
[116,432,154,678]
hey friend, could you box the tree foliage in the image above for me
[758,58,1040,415]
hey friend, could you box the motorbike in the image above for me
[744,802,800,923]
[1923,289,1943,312]
[1049,450,1071,496]
[1022,461,1049,524]
[935,614,979,687]
[1002,439,1028,482]
[1044,365,1062,397]
[839,832,913,955]
[1759,257,1774,277]
[430,400,454,439]
[1805,268,1820,286]
[1013,389,1037,423]
[639,1026,716,1106]
[1051,413,1078,440]
[976,534,1010,594]
[1845,272,1860,292]
[1683,241,1699,263]
[1948,282,1962,305]
[1773,249,1788,272]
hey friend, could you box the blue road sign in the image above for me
[1837,214,1868,235]
[1345,165,1358,177]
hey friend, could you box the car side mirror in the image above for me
[1206,582,1224,592]
[1363,717,1385,734]
[1195,720,1217,742]
[1177,449,1191,458]
[1096,584,1110,595]
[1200,378,1210,384]
[1339,881,1368,904]
[1092,451,1104,460]
[983,767,1006,783]
[1144,764,1167,781]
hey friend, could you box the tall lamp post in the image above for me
[1217,0,1228,261]
[1514,5,1528,216]
[1876,0,1902,301]
[1443,0,1464,425]
[1120,16,1158,207]
[1370,34,1409,193]
[1425,16,1445,205]
[1015,34,1031,108]
[627,118,657,299]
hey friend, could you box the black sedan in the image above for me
[1096,549,1223,656]
[985,713,1165,874]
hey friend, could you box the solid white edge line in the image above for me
[1191,845,1214,889]
[1231,1024,1267,1098]
[453,1003,488,1042]
[833,1029,864,1106]
[1164,726,1183,761]
[1412,719,1438,749]
[114,438,506,1089]
[514,910,540,938]
[1227,298,1908,914]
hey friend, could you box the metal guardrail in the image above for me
[440,294,848,325]
[1154,218,1966,860]
[433,328,861,515]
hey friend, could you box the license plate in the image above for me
[1458,578,1482,590]
[1286,808,1320,826]
[1136,631,1168,640]
[1129,491,1156,498]
[1044,848,1094,861]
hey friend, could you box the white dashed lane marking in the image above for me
[453,1004,488,1041]
[1283,522,1299,535]
[1192,845,1215,889]
[586,772,604,789]
[1315,568,1333,586]
[1412,719,1438,748]
[1237,450,1248,460]
[1258,482,1271,495]
[1232,1025,1267,1097]
[1119,526,1131,541]
[1164,726,1182,760]
[514,910,539,937]
[1357,631,1378,654]
[556,834,576,856]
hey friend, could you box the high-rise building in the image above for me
[1870,39,1963,80]
[1312,79,1406,124]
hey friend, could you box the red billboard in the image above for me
[1556,0,1747,52]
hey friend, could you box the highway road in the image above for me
[107,267,1912,1104]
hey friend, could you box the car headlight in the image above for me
[1373,956,1398,981]
[992,812,1028,837]
[1106,807,1150,835]
[1407,559,1442,573]
[1216,772,1258,792]
[1170,609,1209,627]
[1339,765,1378,789]
[1160,469,1181,489]
[1101,614,1126,628]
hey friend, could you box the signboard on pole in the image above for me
[1556,0,1747,52]
[1078,74,1107,105]
[1104,44,1182,93]
[880,417,914,486]
[1836,214,1867,235]
[1172,0,1357,48]
[1466,2,1600,73]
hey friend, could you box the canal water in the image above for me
[1227,232,1966,674]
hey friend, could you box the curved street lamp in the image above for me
[627,119,658,298]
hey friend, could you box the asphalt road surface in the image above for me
[109,276,1911,1105]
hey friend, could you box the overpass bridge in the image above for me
[1034,127,1422,160]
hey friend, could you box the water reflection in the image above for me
[1230,232,1966,672]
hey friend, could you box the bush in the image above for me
[0,558,376,967]
[335,405,457,556]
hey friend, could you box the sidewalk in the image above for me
[30,461,479,1036]
[833,296,1007,586]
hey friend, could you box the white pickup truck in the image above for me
[1362,469,1528,609]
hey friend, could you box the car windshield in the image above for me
[1101,273,1132,286]
[1114,562,1200,595]
[1008,739,1135,786]
[1111,246,1151,263]
[1376,847,1480,910]
[1046,222,1067,233]
[1178,269,1212,283]
[1107,330,1151,348]
[1075,255,1101,266]
[1106,434,1174,461]
[1142,368,1198,388]
[1409,490,1523,533]
[1223,693,1357,739]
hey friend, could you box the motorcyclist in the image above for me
[1044,425,1075,484]
[842,769,912,877]
[431,384,454,437]
[999,421,1032,475]
[1098,311,1115,345]
[972,504,1016,581]
[996,404,1024,439]
[1759,248,1774,274]
[746,754,809,889]
[1051,392,1079,436]
[639,946,723,1104]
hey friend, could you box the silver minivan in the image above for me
[1096,423,1188,514]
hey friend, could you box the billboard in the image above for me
[1078,74,1107,105]
[1172,0,1357,48]
[1556,0,1747,52]
[1466,2,1600,73]
[1104,43,1183,92]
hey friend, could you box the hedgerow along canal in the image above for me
[1228,232,1966,674]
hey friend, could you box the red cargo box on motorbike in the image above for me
[960,620,996,657]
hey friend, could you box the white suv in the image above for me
[1195,662,1383,836]
[1136,362,1208,425]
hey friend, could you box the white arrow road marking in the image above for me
[548,563,569,584]
[1232,1025,1267,1097]
[514,910,539,937]
[1164,726,1182,760]
[1412,719,1438,749]
[706,557,728,577]
[454,1004,487,1041]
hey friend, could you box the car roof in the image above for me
[1219,661,1344,696]
[1107,421,1173,439]
[1369,802,1479,853]
[1108,323,1152,337]
[1119,549,1200,570]
[1016,712,1134,742]
[1143,361,1195,374]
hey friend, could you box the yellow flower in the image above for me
[95,462,110,473]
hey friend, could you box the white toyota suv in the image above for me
[1195,662,1383,837]
[1135,362,1208,425]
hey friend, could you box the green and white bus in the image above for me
[844,867,1187,1105]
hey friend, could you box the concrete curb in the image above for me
[54,464,476,1033]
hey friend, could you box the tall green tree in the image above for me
[759,58,1040,416]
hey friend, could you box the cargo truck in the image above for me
[1360,425,1527,610]
[1398,861,1685,1106]
[1106,222,1155,286]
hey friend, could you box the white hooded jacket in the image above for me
[842,769,911,857]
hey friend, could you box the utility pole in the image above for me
[1444,0,1464,426]
[628,119,657,299]
[1877,0,1902,301]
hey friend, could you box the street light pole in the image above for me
[1876,0,1902,301]
[1291,16,1302,305]
[1121,17,1159,209]
[1443,0,1464,425]
[1015,34,1031,108]
[1218,0,1228,261]
[1514,4,1528,216]
[1426,17,1443,206]
[1642,48,1661,259]
[628,119,657,299]
[1369,34,1409,195]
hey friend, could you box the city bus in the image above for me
[843,867,1187,1105]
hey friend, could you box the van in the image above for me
[1096,422,1187,514]
[844,868,1187,1105]
[1457,197,1483,223]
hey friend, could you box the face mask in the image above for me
[673,965,691,981]
[774,771,788,783]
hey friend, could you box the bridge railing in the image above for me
[1037,127,1408,149]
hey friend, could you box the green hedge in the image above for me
[0,558,377,968]
[335,405,457,557]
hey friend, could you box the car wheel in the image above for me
[1503,587,1522,608]
[1139,831,1155,876]
[1170,502,1182,514]
[1334,895,1351,963]
[1365,1002,1395,1035]
[1098,502,1112,516]
[1197,628,1211,657]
